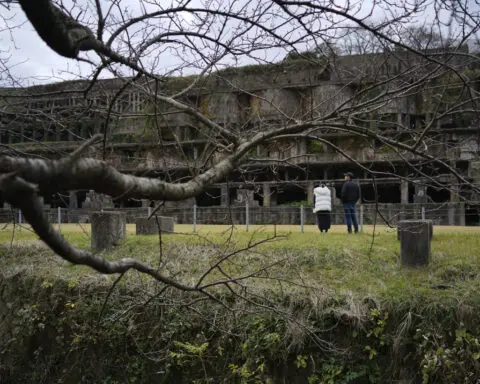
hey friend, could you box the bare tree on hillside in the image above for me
[0,0,479,294]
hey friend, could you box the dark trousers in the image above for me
[316,211,331,232]
[343,203,358,233]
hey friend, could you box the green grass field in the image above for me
[3,222,480,234]
[1,223,479,305]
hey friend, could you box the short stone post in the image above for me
[398,220,431,267]
[135,216,174,235]
[91,212,126,251]
[398,219,432,241]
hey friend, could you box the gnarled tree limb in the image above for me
[0,154,237,201]
[18,0,165,79]
[0,172,195,291]
[18,0,95,58]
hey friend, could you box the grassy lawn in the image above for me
[1,223,479,306]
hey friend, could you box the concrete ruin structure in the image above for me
[1,47,479,225]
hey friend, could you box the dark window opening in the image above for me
[160,126,175,141]
[238,93,251,122]
[465,205,480,226]
[410,115,426,130]
[196,188,222,206]
[34,128,43,142]
[357,184,399,203]
[10,131,21,144]
[46,125,56,141]
[0,130,9,144]
[51,193,69,208]
[23,126,34,141]
[426,187,451,203]
[277,185,307,205]
[123,199,142,208]
[59,128,69,142]
[186,126,202,140]
[76,191,87,209]
[253,190,263,207]
[315,68,330,81]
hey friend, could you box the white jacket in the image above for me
[313,186,332,212]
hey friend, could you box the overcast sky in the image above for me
[0,0,478,87]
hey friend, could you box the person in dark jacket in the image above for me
[341,172,360,233]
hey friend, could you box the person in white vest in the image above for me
[313,182,332,233]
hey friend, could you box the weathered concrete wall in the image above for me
[251,88,301,120]
[199,93,241,123]
[310,84,353,116]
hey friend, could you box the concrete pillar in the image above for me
[136,217,174,235]
[399,220,431,266]
[323,169,328,180]
[449,176,459,226]
[221,185,229,206]
[330,187,337,205]
[307,181,314,205]
[91,211,126,251]
[175,125,182,140]
[298,138,307,154]
[401,180,409,204]
[270,188,278,206]
[459,202,466,226]
[69,191,78,209]
[397,113,403,129]
[413,182,427,204]
[448,204,455,226]
[450,181,459,202]
[263,183,271,207]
